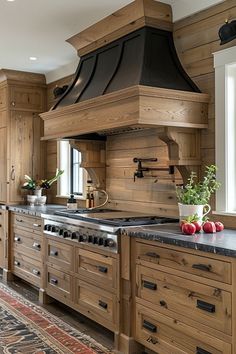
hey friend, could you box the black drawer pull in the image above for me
[32,269,40,276]
[159,300,167,307]
[50,278,58,285]
[196,347,211,354]
[197,300,215,313]
[143,320,157,333]
[98,300,108,309]
[192,264,211,272]
[50,250,58,256]
[16,218,23,223]
[145,252,160,259]
[143,280,157,290]
[32,242,41,249]
[98,266,108,273]
[14,260,20,266]
[14,237,21,242]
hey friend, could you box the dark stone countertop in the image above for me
[125,223,236,258]
[5,204,65,217]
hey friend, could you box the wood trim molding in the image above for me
[40,85,209,140]
[67,0,173,57]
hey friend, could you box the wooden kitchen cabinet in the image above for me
[43,233,120,332]
[0,70,46,204]
[133,239,234,354]
[10,212,43,287]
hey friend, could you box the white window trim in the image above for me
[214,46,236,214]
[57,140,86,200]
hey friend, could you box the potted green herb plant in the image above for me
[176,165,220,223]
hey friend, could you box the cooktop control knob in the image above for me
[92,236,98,244]
[59,229,64,236]
[44,224,50,231]
[71,232,77,240]
[98,237,104,246]
[51,226,56,232]
[63,230,69,238]
[106,238,115,248]
[88,235,93,243]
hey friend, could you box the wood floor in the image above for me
[0,271,114,351]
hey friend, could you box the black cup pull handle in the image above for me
[98,266,108,273]
[50,250,58,256]
[197,300,215,313]
[50,278,58,285]
[143,280,157,290]
[192,264,211,272]
[196,347,211,354]
[98,300,108,309]
[145,252,160,259]
[143,320,157,333]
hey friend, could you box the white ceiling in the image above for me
[0,0,224,82]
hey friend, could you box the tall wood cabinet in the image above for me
[0,69,46,204]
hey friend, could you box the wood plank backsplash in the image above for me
[45,0,236,216]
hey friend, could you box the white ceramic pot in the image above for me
[34,188,42,197]
[178,203,211,224]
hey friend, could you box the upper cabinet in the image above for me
[0,69,46,204]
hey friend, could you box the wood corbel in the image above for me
[158,127,201,184]
[69,139,106,189]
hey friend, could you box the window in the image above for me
[214,46,236,214]
[57,140,86,198]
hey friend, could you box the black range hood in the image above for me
[53,26,200,111]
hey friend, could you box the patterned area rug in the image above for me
[0,282,112,353]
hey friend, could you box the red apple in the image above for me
[203,221,216,233]
[214,221,224,232]
[179,219,187,230]
[182,222,196,235]
[192,221,202,233]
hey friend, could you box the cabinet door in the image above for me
[9,111,44,203]
[10,86,44,111]
[0,127,7,203]
[9,111,34,203]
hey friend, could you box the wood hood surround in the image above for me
[40,0,209,185]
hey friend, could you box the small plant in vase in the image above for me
[176,165,220,224]
[22,169,64,205]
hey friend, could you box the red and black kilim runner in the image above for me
[0,283,112,353]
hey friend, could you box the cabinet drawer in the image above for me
[46,266,72,301]
[10,86,44,111]
[75,248,117,291]
[12,228,42,258]
[75,279,116,329]
[12,213,42,234]
[12,253,41,287]
[46,238,73,271]
[136,242,231,284]
[137,265,232,335]
[136,304,231,354]
[0,87,7,110]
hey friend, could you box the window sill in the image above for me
[56,195,86,201]
[212,210,236,217]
